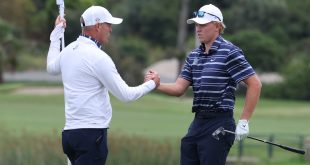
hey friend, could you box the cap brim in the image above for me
[187,18,211,24]
[107,17,123,24]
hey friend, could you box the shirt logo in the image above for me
[193,58,199,65]
[210,58,216,62]
[73,44,79,50]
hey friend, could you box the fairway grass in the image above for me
[0,92,310,138]
[0,91,310,164]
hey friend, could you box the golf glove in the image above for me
[235,119,249,141]
[50,22,65,42]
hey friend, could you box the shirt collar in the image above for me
[198,36,223,54]
[80,34,102,49]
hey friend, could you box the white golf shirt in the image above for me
[47,36,156,130]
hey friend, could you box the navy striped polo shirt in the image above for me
[180,36,255,113]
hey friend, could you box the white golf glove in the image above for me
[50,22,65,42]
[235,119,249,141]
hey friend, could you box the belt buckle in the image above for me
[199,109,207,113]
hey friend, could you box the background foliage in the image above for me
[0,0,309,99]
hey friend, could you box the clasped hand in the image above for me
[144,70,160,88]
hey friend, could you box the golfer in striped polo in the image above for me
[146,4,262,165]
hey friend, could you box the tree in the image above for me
[284,0,310,41]
[175,0,190,73]
[282,54,310,100]
[113,0,180,47]
[0,0,36,36]
[107,36,150,85]
[226,29,286,72]
[0,19,19,83]
[0,49,3,83]
[225,0,288,34]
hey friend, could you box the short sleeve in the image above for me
[226,48,255,83]
[179,56,193,84]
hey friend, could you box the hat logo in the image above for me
[95,18,100,22]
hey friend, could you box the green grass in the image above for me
[112,94,310,138]
[110,94,193,140]
[0,94,65,135]
[0,83,24,93]
[0,87,310,164]
[1,90,310,138]
[237,98,310,135]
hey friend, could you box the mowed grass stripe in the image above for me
[0,93,309,139]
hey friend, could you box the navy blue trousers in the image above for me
[180,112,235,165]
[62,128,108,165]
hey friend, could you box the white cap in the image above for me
[81,6,123,27]
[187,4,223,25]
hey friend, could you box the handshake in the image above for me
[144,70,160,88]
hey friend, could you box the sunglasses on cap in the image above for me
[193,11,221,22]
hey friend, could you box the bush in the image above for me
[262,54,310,100]
[226,29,286,72]
[261,83,286,99]
[281,55,310,100]
[107,36,150,85]
[17,53,46,71]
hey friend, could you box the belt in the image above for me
[195,110,233,119]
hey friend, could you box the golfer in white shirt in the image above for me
[47,5,159,165]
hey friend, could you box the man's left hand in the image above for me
[235,119,249,141]
[50,16,66,42]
